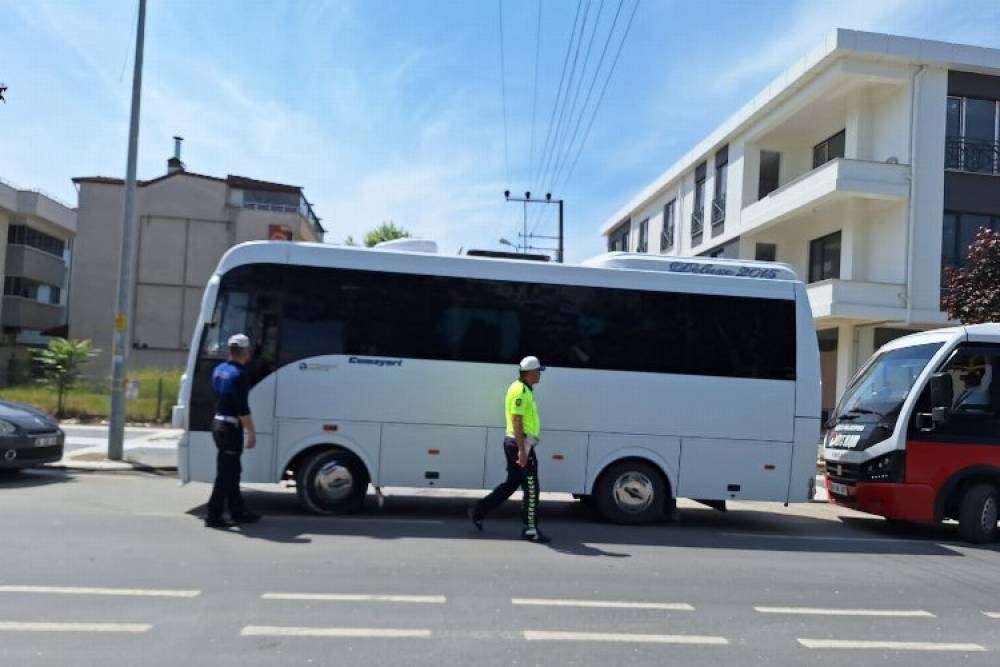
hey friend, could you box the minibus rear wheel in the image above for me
[295,449,369,515]
[958,483,999,544]
[594,459,667,525]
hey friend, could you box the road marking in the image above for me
[983,611,1000,619]
[756,606,934,618]
[798,639,986,652]
[262,593,446,604]
[0,585,200,598]
[524,630,728,645]
[241,626,431,639]
[513,598,693,611]
[0,622,151,633]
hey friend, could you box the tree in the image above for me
[343,235,358,247]
[363,221,410,247]
[32,338,99,417]
[943,226,1000,324]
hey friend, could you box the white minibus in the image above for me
[174,242,820,524]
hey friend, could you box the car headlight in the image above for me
[0,420,17,436]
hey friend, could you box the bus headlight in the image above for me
[861,451,905,483]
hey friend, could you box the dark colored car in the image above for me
[0,400,64,470]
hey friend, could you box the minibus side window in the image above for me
[912,345,1000,441]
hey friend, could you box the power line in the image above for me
[557,0,640,194]
[528,1,542,181]
[548,0,622,191]
[532,0,582,186]
[534,0,591,199]
[497,0,511,186]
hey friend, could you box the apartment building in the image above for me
[0,179,76,383]
[71,140,325,374]
[601,29,1000,417]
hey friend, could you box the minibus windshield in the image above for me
[834,342,943,422]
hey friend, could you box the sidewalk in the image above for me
[51,424,180,472]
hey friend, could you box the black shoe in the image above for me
[231,512,262,524]
[204,517,235,529]
[521,529,550,544]
[467,507,483,532]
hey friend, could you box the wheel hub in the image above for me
[313,461,354,503]
[612,471,655,514]
[981,496,998,534]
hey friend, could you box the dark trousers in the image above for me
[207,421,246,519]
[474,441,539,530]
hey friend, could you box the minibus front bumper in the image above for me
[825,478,936,523]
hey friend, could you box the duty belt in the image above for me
[214,415,240,425]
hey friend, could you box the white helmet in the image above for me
[519,356,545,372]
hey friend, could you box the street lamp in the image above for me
[499,238,514,248]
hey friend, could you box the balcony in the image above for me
[945,137,999,175]
[5,245,66,287]
[1,297,65,332]
[807,279,906,321]
[742,158,910,231]
[711,197,725,236]
[690,210,704,245]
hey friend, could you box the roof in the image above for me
[600,28,1000,235]
[72,171,301,193]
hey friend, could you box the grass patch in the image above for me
[0,368,182,423]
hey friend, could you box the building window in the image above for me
[636,218,649,253]
[755,243,777,262]
[3,276,61,304]
[812,129,846,169]
[808,231,842,283]
[758,151,780,199]
[7,224,66,258]
[712,146,728,236]
[942,211,1000,280]
[608,219,631,252]
[242,189,300,213]
[945,96,1000,174]
[660,200,676,252]
[692,162,706,246]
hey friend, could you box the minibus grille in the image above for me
[824,460,861,484]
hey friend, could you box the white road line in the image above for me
[983,611,1000,619]
[798,639,986,652]
[0,585,200,598]
[262,593,446,604]
[513,598,693,611]
[0,622,151,633]
[756,606,934,618]
[241,626,431,639]
[524,630,728,645]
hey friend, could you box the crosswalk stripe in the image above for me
[0,586,200,598]
[0,622,151,633]
[513,598,692,611]
[262,593,445,604]
[524,630,728,645]
[797,639,986,652]
[241,626,431,638]
[983,611,1000,619]
[756,606,933,617]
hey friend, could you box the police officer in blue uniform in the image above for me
[205,333,262,529]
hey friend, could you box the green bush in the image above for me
[0,367,182,423]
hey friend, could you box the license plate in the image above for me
[34,436,58,447]
[830,482,850,497]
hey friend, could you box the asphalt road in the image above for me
[2,468,999,666]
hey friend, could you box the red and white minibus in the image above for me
[824,324,1000,543]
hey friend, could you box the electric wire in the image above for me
[557,0,640,195]
[498,0,511,186]
[528,1,542,181]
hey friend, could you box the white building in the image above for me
[600,29,1000,418]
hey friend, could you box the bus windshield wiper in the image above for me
[846,407,882,417]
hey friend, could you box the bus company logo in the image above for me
[349,356,403,368]
[0,84,6,103]
[298,361,337,372]
[668,261,779,280]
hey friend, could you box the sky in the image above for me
[1,0,999,262]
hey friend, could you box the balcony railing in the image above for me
[711,197,725,235]
[945,137,999,175]
[691,210,704,245]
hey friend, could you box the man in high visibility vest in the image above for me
[468,356,550,543]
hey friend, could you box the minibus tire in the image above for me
[958,483,999,544]
[295,449,368,515]
[594,460,666,525]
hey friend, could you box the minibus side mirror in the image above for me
[929,372,953,424]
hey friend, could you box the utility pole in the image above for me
[503,191,565,263]
[108,0,146,461]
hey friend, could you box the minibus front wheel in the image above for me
[958,483,999,544]
[295,448,370,515]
